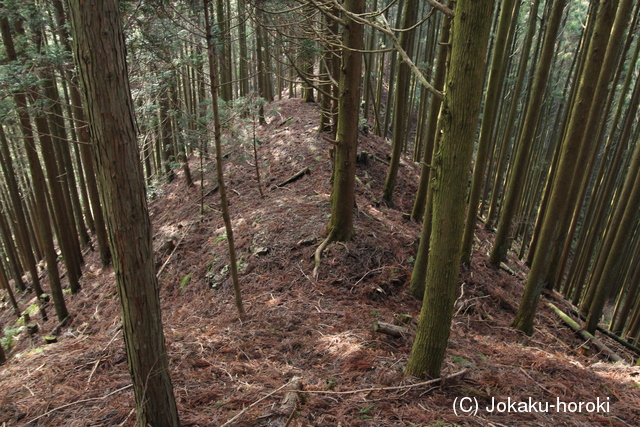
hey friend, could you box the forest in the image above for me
[1,0,640,425]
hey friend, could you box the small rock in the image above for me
[297,237,317,247]
[252,247,269,256]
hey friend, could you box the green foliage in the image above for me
[179,274,192,290]
[2,325,22,350]
[451,355,475,368]
[359,403,375,418]
[214,232,227,244]
[147,181,165,201]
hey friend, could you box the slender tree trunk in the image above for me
[410,4,451,222]
[460,0,518,264]
[1,13,66,318]
[326,0,364,242]
[0,125,32,292]
[204,0,246,320]
[382,0,419,205]
[489,0,567,267]
[585,132,640,334]
[511,0,618,334]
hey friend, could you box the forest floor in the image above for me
[1,98,640,426]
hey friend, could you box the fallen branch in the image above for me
[203,185,219,197]
[25,384,133,424]
[372,155,389,166]
[548,303,626,364]
[258,377,303,427]
[278,116,295,127]
[275,167,310,188]
[372,321,410,338]
[298,369,468,395]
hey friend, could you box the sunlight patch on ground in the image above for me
[318,332,363,357]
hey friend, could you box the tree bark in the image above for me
[326,0,364,242]
[67,0,180,424]
[489,0,567,267]
[405,0,494,379]
[511,0,618,335]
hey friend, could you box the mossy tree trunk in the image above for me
[460,0,518,264]
[489,0,567,267]
[511,0,619,335]
[405,0,495,379]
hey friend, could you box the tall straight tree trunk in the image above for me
[0,125,34,293]
[544,0,632,289]
[381,0,405,138]
[204,0,246,320]
[216,0,233,101]
[67,0,180,424]
[52,0,111,266]
[585,131,640,334]
[405,0,494,379]
[410,4,452,222]
[511,0,619,335]
[489,0,567,267]
[485,0,542,229]
[326,0,364,242]
[460,0,518,264]
[0,196,25,292]
[238,0,249,96]
[382,0,419,205]
[1,13,66,318]
[255,4,268,124]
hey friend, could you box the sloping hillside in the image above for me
[1,98,639,426]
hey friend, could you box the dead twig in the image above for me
[298,369,468,395]
[25,384,133,424]
[220,377,300,427]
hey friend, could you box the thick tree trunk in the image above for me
[405,0,494,379]
[67,1,180,425]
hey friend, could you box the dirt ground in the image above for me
[1,98,639,426]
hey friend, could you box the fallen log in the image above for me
[548,303,626,364]
[275,167,310,188]
[564,305,640,356]
[372,320,410,338]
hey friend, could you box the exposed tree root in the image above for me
[313,229,337,278]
